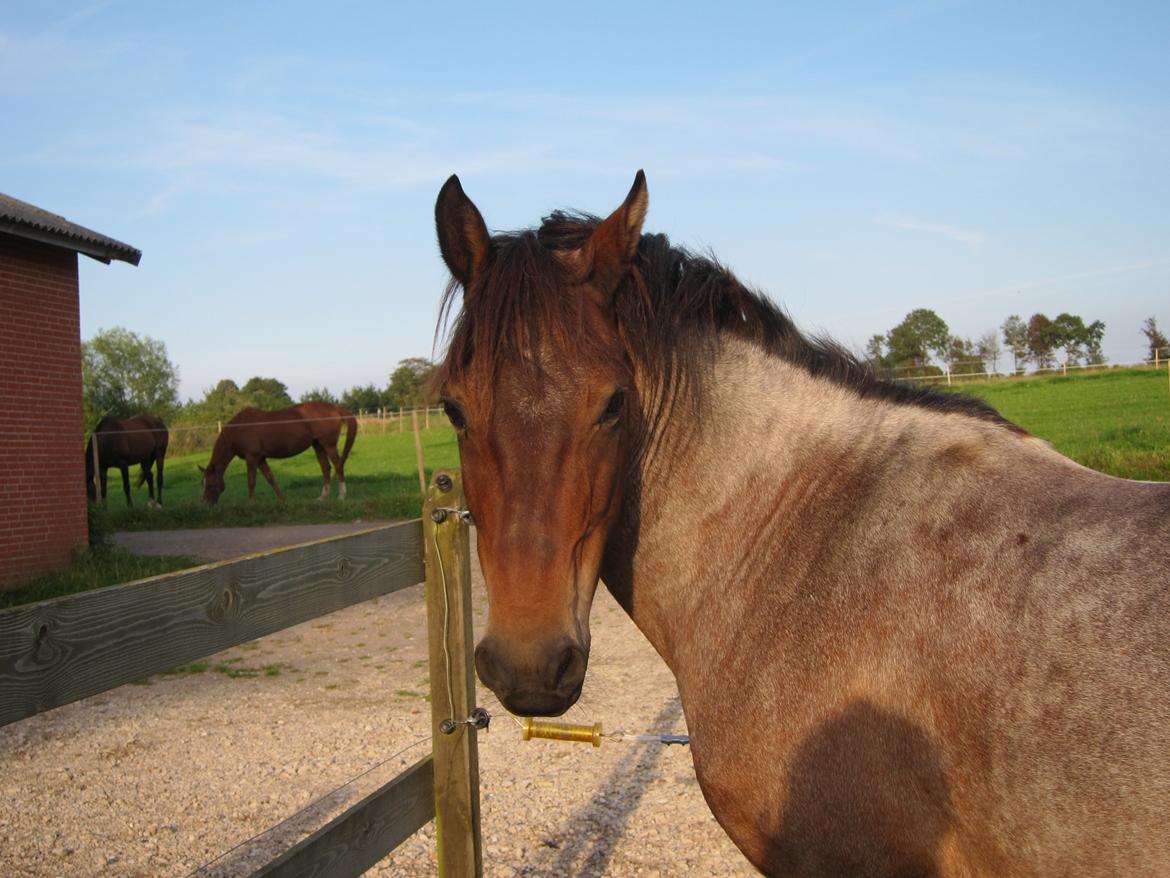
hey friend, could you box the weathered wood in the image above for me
[248,755,435,878]
[0,521,424,729]
[423,470,483,877]
[412,409,427,497]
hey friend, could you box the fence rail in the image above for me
[0,473,483,876]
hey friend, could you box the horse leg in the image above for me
[258,460,286,500]
[325,445,347,500]
[246,458,258,501]
[120,465,133,507]
[99,467,109,505]
[312,442,331,500]
[141,465,156,508]
[156,455,165,507]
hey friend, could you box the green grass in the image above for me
[0,547,200,610]
[949,367,1170,481]
[103,425,460,531]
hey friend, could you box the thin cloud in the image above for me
[884,215,986,245]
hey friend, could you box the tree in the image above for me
[1085,320,1106,366]
[340,383,384,413]
[82,327,180,427]
[386,357,438,409]
[300,387,339,404]
[885,309,950,374]
[1026,313,1059,370]
[977,329,1001,375]
[947,336,984,376]
[1142,317,1169,362]
[241,376,293,410]
[1050,313,1088,366]
[1001,315,1028,375]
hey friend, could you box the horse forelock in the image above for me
[434,211,1013,431]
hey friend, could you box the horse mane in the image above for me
[436,211,1012,429]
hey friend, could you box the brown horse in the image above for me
[85,415,168,507]
[199,401,357,504]
[432,172,1170,875]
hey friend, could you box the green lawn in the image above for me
[101,424,460,531]
[950,367,1170,481]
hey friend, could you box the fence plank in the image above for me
[247,755,435,878]
[0,521,423,729]
[424,470,483,877]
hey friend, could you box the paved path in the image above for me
[114,521,394,562]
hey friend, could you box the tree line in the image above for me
[81,328,440,446]
[82,312,1169,441]
[864,309,1129,378]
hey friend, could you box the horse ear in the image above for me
[565,170,648,295]
[435,174,492,290]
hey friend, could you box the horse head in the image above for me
[433,172,647,717]
[198,463,225,505]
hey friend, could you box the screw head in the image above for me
[431,508,449,524]
[435,473,453,492]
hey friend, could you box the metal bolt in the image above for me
[439,719,458,735]
[435,473,453,493]
[431,508,448,524]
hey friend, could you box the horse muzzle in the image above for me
[474,634,588,717]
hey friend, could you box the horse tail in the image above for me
[340,411,358,465]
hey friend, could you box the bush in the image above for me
[87,502,115,551]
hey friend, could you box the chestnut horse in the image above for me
[85,415,168,507]
[432,172,1170,875]
[199,401,357,504]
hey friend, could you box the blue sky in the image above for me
[4,1,1168,400]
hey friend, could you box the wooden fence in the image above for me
[0,469,483,877]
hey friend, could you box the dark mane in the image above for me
[437,211,1012,429]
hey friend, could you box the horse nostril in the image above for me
[474,641,504,691]
[552,643,587,692]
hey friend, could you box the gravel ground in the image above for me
[1,528,756,877]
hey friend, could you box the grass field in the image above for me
[102,424,460,531]
[951,366,1170,481]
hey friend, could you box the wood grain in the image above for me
[247,756,435,878]
[424,470,484,877]
[0,521,423,728]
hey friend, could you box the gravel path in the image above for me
[1,528,756,877]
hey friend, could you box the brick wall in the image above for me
[0,234,87,587]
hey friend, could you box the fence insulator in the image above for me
[519,717,603,747]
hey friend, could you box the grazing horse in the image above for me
[199,401,356,504]
[85,415,168,507]
[432,172,1170,876]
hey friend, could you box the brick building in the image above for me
[0,194,141,588]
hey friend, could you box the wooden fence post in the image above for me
[412,410,427,497]
[91,435,101,499]
[423,470,483,878]
[399,406,404,433]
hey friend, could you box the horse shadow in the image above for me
[764,700,954,877]
[521,696,684,877]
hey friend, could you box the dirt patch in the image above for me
[1,529,755,877]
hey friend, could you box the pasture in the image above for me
[101,367,1168,533]
[103,422,460,530]
[956,366,1170,481]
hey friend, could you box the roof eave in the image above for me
[0,219,142,266]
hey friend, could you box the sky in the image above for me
[3,1,1168,401]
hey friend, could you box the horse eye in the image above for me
[599,389,626,425]
[442,400,467,431]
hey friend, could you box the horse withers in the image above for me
[85,415,168,507]
[199,401,357,505]
[432,172,1170,875]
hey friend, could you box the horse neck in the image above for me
[608,335,1008,674]
[208,430,235,470]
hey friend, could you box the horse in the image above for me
[199,401,357,505]
[431,172,1170,876]
[85,415,168,507]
